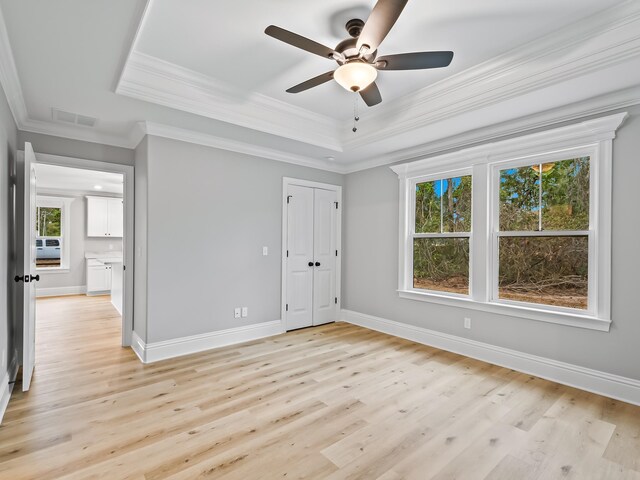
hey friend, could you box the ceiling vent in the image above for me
[51,108,97,128]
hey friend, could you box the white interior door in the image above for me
[312,189,338,326]
[21,142,38,391]
[285,183,339,331]
[285,185,314,330]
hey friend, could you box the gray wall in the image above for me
[140,135,343,343]
[18,131,134,166]
[37,194,122,291]
[343,106,640,381]
[134,137,148,341]
[0,83,17,386]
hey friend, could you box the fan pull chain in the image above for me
[352,93,360,133]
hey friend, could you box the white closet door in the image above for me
[312,188,338,326]
[285,185,315,330]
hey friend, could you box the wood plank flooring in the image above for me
[1,295,639,479]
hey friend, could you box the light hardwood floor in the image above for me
[1,295,639,479]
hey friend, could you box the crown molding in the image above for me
[116,51,343,152]
[389,112,627,178]
[20,117,136,148]
[138,121,344,173]
[343,0,640,151]
[343,85,640,174]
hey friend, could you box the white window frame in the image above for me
[391,112,627,332]
[36,195,73,272]
[408,168,473,299]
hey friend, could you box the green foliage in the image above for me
[37,207,62,237]
[414,176,471,292]
[500,157,590,231]
[413,159,590,308]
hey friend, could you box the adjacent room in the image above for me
[33,164,125,376]
[0,0,639,478]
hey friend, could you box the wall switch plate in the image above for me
[262,246,268,256]
[464,317,471,329]
[234,308,241,318]
[241,307,248,318]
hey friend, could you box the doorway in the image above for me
[15,146,134,391]
[282,178,342,331]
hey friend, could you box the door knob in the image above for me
[308,262,314,267]
[14,274,39,283]
[315,262,321,267]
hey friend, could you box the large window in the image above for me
[496,157,590,310]
[392,113,625,331]
[413,174,472,295]
[36,196,73,270]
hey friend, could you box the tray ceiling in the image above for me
[1,0,639,172]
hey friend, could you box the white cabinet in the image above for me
[87,196,123,237]
[86,260,112,294]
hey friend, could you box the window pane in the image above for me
[413,238,469,295]
[442,176,472,233]
[36,237,62,267]
[542,157,590,230]
[37,207,62,236]
[415,180,441,233]
[500,157,590,232]
[416,175,472,233]
[499,166,540,231]
[498,236,588,309]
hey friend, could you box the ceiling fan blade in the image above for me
[286,71,335,94]
[376,51,454,70]
[357,0,409,53]
[359,82,382,107]
[265,25,337,60]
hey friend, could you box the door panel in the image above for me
[285,185,314,330]
[107,198,124,237]
[312,188,337,326]
[22,143,37,391]
[87,197,108,237]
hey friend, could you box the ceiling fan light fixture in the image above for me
[334,61,377,92]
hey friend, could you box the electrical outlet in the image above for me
[262,246,268,256]
[234,308,241,318]
[464,317,471,329]
[241,307,248,318]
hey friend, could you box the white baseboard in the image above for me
[0,354,19,425]
[36,285,86,297]
[341,309,640,406]
[131,320,284,364]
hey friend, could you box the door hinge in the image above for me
[335,250,338,257]
[335,201,339,209]
[335,297,338,304]
[286,250,289,257]
[286,304,289,311]
[123,265,126,271]
[287,195,292,204]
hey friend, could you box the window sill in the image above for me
[37,267,70,274]
[397,289,611,332]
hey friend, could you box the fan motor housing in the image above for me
[335,23,377,64]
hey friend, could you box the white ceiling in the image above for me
[134,0,624,119]
[35,164,123,195]
[0,0,638,172]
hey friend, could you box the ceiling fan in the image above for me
[265,0,454,107]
